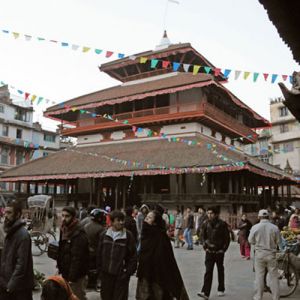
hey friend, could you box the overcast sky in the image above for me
[0,0,299,130]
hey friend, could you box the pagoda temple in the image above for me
[0,32,297,215]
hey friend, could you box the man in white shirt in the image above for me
[248,209,281,300]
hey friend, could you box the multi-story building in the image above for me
[270,98,300,175]
[0,85,65,191]
[0,34,296,215]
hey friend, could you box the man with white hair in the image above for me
[248,209,281,300]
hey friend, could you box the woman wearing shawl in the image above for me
[41,275,79,300]
[136,210,189,300]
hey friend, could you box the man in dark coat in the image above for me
[57,206,89,300]
[197,207,230,300]
[0,200,34,300]
[97,210,137,300]
[124,206,138,243]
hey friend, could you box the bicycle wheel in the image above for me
[277,259,299,297]
[31,231,47,256]
[45,230,57,250]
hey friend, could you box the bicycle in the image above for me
[30,229,56,256]
[276,245,300,297]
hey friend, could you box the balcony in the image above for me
[61,102,257,142]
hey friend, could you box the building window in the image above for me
[2,125,9,137]
[44,134,56,143]
[273,144,280,153]
[16,150,24,165]
[16,129,22,139]
[1,146,9,164]
[279,107,288,117]
[279,124,289,133]
[0,105,4,113]
[283,142,294,153]
[15,107,29,122]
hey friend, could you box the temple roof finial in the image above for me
[155,30,171,51]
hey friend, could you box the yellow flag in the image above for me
[71,107,77,112]
[243,71,251,80]
[82,47,90,53]
[12,32,20,39]
[193,65,201,75]
[140,57,148,64]
[31,95,37,102]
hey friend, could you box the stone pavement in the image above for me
[33,242,300,300]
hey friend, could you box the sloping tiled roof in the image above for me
[259,0,300,63]
[0,134,295,183]
[44,73,268,126]
[45,73,213,114]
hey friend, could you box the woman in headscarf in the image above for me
[136,210,189,300]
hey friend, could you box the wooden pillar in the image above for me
[281,185,284,197]
[240,175,245,194]
[65,180,69,206]
[35,182,38,194]
[96,178,102,207]
[114,181,118,209]
[122,177,126,209]
[45,182,49,195]
[228,175,233,194]
[89,178,94,205]
[27,182,30,194]
[234,175,239,194]
[150,177,154,194]
[262,186,266,207]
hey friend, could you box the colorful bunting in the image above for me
[253,73,259,82]
[243,71,250,80]
[234,70,241,80]
[173,62,180,71]
[151,59,159,68]
[193,65,200,75]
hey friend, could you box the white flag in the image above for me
[169,0,180,4]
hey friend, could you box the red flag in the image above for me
[282,75,288,81]
[25,92,30,100]
[263,73,269,81]
[105,51,113,58]
[162,61,170,68]
[214,68,221,76]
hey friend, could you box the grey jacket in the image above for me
[0,219,34,292]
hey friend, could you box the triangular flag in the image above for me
[2,30,9,34]
[183,64,190,72]
[140,57,148,64]
[204,66,211,74]
[234,70,241,80]
[61,42,69,47]
[173,62,181,71]
[129,55,136,60]
[223,69,231,78]
[37,97,44,105]
[271,74,278,84]
[31,95,37,102]
[193,65,201,75]
[263,73,269,81]
[17,90,23,95]
[95,49,102,54]
[72,44,80,51]
[162,61,170,68]
[289,75,293,84]
[243,71,251,80]
[82,47,90,53]
[214,68,221,76]
[282,75,288,81]
[50,40,58,43]
[24,35,32,41]
[37,37,45,41]
[253,73,259,82]
[80,110,85,114]
[12,32,20,39]
[71,107,77,112]
[24,93,30,100]
[151,59,159,68]
[118,53,125,59]
[105,51,113,58]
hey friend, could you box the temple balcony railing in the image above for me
[61,102,257,142]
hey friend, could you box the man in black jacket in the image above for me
[198,207,230,300]
[57,206,89,300]
[97,210,137,300]
[0,200,34,300]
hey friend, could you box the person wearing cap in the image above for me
[248,209,281,300]
[57,206,89,300]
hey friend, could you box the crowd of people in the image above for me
[0,200,300,300]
